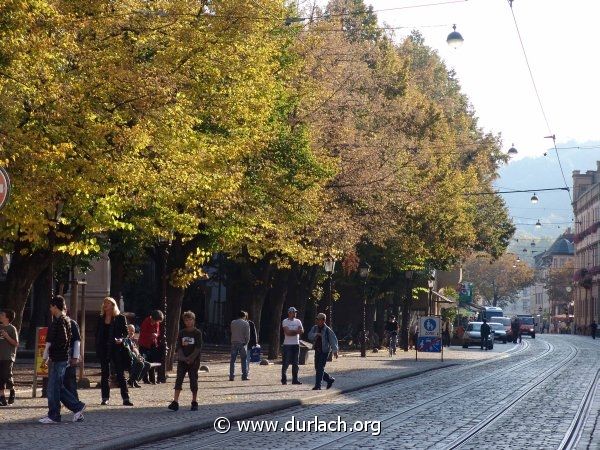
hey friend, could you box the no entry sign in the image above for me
[0,167,10,210]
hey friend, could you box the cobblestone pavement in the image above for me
[3,343,501,449]
[139,335,600,450]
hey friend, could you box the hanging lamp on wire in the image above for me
[447,24,464,48]
[508,143,518,156]
[530,192,539,204]
[535,219,542,229]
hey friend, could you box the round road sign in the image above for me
[0,167,11,210]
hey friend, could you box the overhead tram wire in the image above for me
[507,0,572,202]
[464,187,570,196]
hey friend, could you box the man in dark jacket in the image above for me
[480,319,491,351]
[511,317,521,344]
[308,313,338,390]
[591,320,598,339]
[39,296,85,424]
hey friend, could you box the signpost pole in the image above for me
[32,327,39,398]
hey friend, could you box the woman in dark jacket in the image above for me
[95,297,132,406]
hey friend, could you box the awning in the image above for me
[432,290,456,304]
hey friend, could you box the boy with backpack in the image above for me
[168,311,203,411]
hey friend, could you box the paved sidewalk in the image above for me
[2,346,506,449]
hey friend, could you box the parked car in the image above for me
[489,322,508,343]
[462,322,493,349]
[493,317,513,341]
[517,315,536,338]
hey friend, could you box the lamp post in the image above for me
[324,258,336,329]
[401,270,414,352]
[359,261,370,358]
[157,235,171,383]
[427,277,435,316]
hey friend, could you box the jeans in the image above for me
[47,360,84,422]
[246,346,252,375]
[100,357,129,401]
[314,351,333,388]
[175,359,200,392]
[281,345,300,383]
[63,365,78,401]
[229,343,248,378]
[140,346,159,383]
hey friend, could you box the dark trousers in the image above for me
[512,331,522,343]
[481,335,490,349]
[63,365,78,401]
[129,358,150,382]
[314,351,333,388]
[100,357,129,401]
[592,329,597,339]
[174,359,200,393]
[281,345,300,383]
[140,346,159,382]
[0,360,14,391]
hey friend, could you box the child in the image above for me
[124,324,150,388]
[0,309,18,406]
[168,311,203,411]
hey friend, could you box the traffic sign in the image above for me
[0,167,11,210]
[417,316,442,352]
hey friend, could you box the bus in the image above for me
[477,306,504,322]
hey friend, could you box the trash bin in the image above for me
[298,340,311,365]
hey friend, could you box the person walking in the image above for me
[138,310,164,384]
[480,319,491,350]
[39,296,85,424]
[442,318,452,348]
[384,316,399,356]
[169,311,203,411]
[63,310,81,401]
[511,317,521,344]
[308,313,338,390]
[229,311,250,381]
[0,309,18,406]
[246,317,258,376]
[591,320,598,339]
[95,297,132,406]
[282,307,304,385]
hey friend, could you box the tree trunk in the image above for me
[1,244,51,332]
[109,248,125,300]
[165,284,185,371]
[25,268,52,348]
[266,268,290,360]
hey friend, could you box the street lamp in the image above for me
[427,277,435,316]
[507,144,518,156]
[157,234,172,383]
[324,258,336,329]
[401,270,414,352]
[531,193,539,204]
[446,24,464,48]
[359,261,370,358]
[535,219,542,229]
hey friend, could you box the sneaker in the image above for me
[127,379,135,388]
[168,401,179,411]
[190,401,198,411]
[133,381,142,388]
[312,386,321,390]
[229,376,234,381]
[8,389,15,405]
[326,378,335,389]
[101,399,109,405]
[0,396,6,406]
[292,380,302,385]
[241,376,250,381]
[39,416,60,424]
[123,400,134,406]
[73,405,86,422]
[281,380,287,385]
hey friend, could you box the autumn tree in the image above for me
[463,253,535,307]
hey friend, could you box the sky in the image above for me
[304,0,600,159]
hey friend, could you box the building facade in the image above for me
[573,161,600,332]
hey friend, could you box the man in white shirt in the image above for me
[281,307,303,385]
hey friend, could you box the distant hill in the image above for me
[495,142,600,257]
